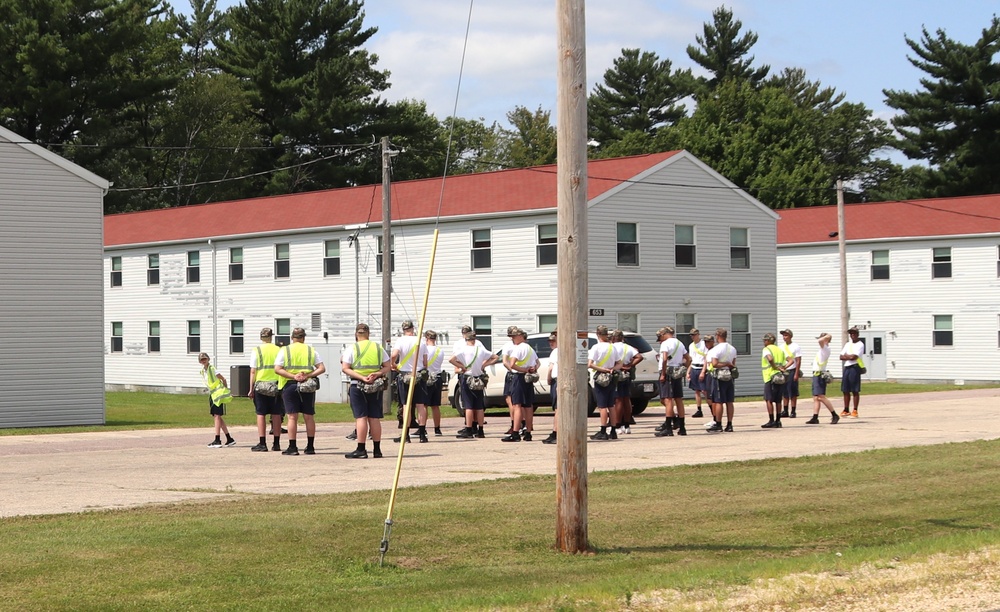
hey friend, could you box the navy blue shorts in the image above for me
[460,375,486,411]
[550,378,557,410]
[841,364,862,394]
[764,381,783,403]
[510,374,535,406]
[348,384,384,419]
[660,377,684,399]
[712,379,735,404]
[782,372,800,398]
[688,366,705,392]
[396,376,428,406]
[702,375,717,401]
[282,383,316,415]
[812,375,828,397]
[615,378,631,399]
[592,380,616,409]
[503,372,514,397]
[424,378,443,407]
[253,392,281,416]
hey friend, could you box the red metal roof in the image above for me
[104,151,679,247]
[777,194,1000,245]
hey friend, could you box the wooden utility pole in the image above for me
[382,137,393,416]
[555,0,590,553]
[836,179,849,343]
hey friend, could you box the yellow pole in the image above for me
[381,229,439,563]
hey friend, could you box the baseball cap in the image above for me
[762,332,776,342]
[401,320,414,331]
[424,330,437,340]
[780,329,793,336]
[548,331,557,340]
[512,328,527,338]
[506,325,518,336]
[355,323,370,334]
[848,326,860,333]
[463,330,477,340]
[704,335,715,343]
[260,327,273,339]
[461,325,472,334]
[689,328,700,335]
[291,328,306,339]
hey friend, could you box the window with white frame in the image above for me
[871,250,890,280]
[274,243,290,279]
[230,320,244,354]
[147,254,160,285]
[148,321,160,354]
[376,235,395,274]
[472,315,492,351]
[187,320,201,353]
[111,322,123,353]
[324,240,341,276]
[538,314,557,333]
[471,229,492,270]
[676,313,696,347]
[932,247,952,279]
[617,222,639,266]
[731,314,751,355]
[229,247,243,282]
[186,250,200,283]
[933,315,953,347]
[675,225,696,267]
[275,318,291,347]
[730,228,750,269]
[537,224,557,266]
[110,256,122,287]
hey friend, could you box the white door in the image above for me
[313,344,344,403]
[858,332,886,381]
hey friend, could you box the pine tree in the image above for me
[686,5,770,97]
[883,16,1000,197]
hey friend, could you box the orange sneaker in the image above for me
[840,409,850,417]
[850,410,859,418]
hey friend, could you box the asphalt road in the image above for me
[1,388,997,518]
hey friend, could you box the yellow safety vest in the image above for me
[202,365,232,405]
[254,344,280,383]
[278,343,315,389]
[515,346,537,368]
[761,345,784,382]
[353,340,385,376]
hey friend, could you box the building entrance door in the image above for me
[858,332,886,381]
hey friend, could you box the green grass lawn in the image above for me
[1,440,998,610]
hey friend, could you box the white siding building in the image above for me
[1,126,109,427]
[776,195,1000,383]
[104,151,780,400]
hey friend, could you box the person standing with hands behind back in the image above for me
[342,323,391,458]
[200,353,235,448]
[274,328,326,456]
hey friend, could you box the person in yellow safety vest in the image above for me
[199,353,235,448]
[502,328,539,442]
[341,323,391,459]
[248,327,284,452]
[274,328,326,456]
[760,333,792,429]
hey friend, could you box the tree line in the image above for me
[1,0,998,212]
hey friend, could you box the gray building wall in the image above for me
[0,127,108,427]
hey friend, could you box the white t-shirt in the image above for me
[274,344,324,368]
[423,342,445,374]
[507,342,538,370]
[688,340,707,366]
[548,347,559,379]
[452,338,485,357]
[392,334,424,372]
[707,342,737,369]
[499,340,516,370]
[660,337,687,367]
[615,341,638,368]
[840,340,865,366]
[588,341,622,371]
[781,341,802,371]
[452,343,491,376]
[812,345,832,373]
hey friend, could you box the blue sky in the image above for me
[174,1,997,135]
